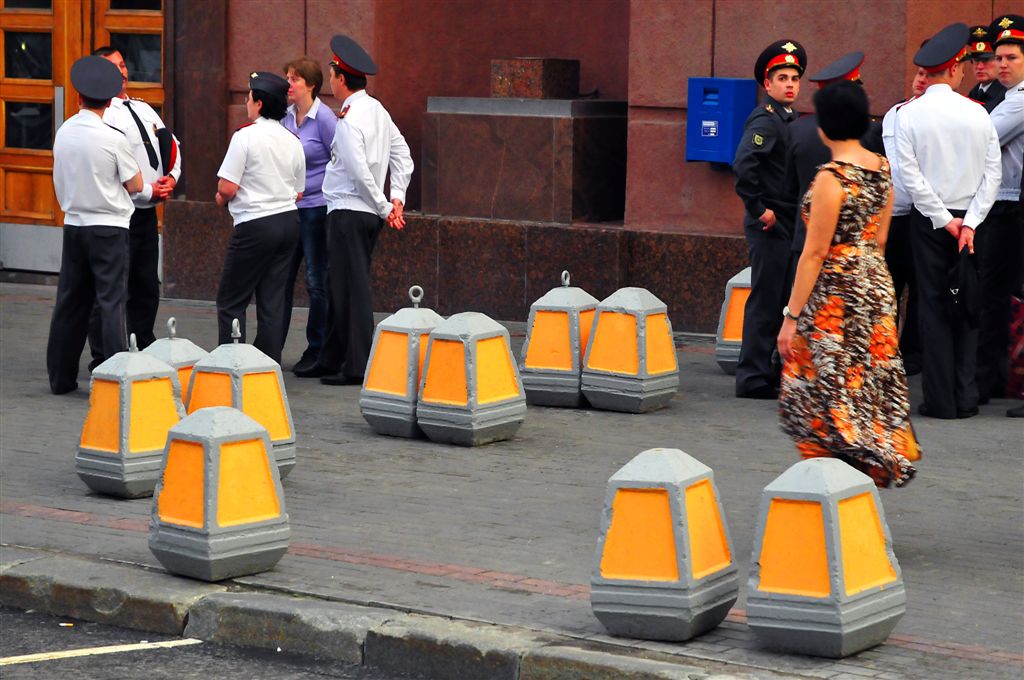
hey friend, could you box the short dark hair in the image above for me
[251,89,287,120]
[284,57,324,98]
[92,45,118,58]
[81,95,109,109]
[813,81,869,141]
[330,63,367,91]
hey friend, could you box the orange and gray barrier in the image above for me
[185,320,295,478]
[142,317,210,391]
[416,312,526,446]
[714,267,751,375]
[591,448,738,640]
[519,270,598,407]
[77,334,186,498]
[360,285,444,437]
[581,288,679,412]
[747,458,905,657]
[149,406,289,581]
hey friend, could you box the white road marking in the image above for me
[0,638,203,665]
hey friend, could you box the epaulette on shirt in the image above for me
[338,105,350,119]
[235,121,255,132]
[105,123,126,135]
[957,92,984,106]
[764,103,774,113]
[895,95,918,110]
[129,96,146,103]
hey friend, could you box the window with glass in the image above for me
[4,31,53,79]
[109,32,161,83]
[5,101,53,149]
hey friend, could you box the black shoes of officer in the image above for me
[737,384,779,400]
[1007,404,1024,418]
[917,403,978,419]
[292,347,320,375]
[319,373,363,386]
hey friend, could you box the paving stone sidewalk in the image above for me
[1,282,1022,679]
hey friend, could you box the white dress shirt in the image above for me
[881,99,915,217]
[894,83,1002,229]
[217,116,306,226]
[322,89,413,218]
[103,96,182,208]
[52,110,139,228]
[988,79,1024,202]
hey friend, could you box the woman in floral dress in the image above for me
[777,82,920,488]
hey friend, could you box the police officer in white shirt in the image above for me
[214,71,306,364]
[47,56,144,394]
[895,23,1002,419]
[296,35,413,385]
[84,46,181,366]
[976,15,1024,405]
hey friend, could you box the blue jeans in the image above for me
[283,205,328,353]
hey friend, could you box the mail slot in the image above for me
[685,77,757,164]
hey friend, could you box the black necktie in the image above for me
[124,100,159,170]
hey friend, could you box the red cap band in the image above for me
[764,53,801,79]
[331,55,364,77]
[996,28,1024,43]
[924,45,968,73]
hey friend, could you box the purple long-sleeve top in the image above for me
[282,97,338,208]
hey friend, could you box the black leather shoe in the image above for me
[1006,404,1024,418]
[902,359,922,376]
[294,362,331,378]
[50,382,79,395]
[292,348,320,375]
[320,373,363,386]
[737,385,779,400]
[956,406,979,419]
[917,403,956,419]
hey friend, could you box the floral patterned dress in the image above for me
[779,157,920,488]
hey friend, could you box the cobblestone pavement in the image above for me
[1,282,1022,679]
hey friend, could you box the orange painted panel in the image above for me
[128,378,181,453]
[722,287,750,342]
[157,440,205,528]
[599,488,679,581]
[187,370,232,413]
[685,479,732,579]
[216,439,281,527]
[365,330,411,397]
[420,339,468,405]
[645,313,678,374]
[524,310,572,371]
[586,311,639,375]
[757,499,831,598]
[838,493,897,596]
[476,336,520,404]
[578,309,596,366]
[177,367,193,393]
[241,372,292,441]
[80,379,121,452]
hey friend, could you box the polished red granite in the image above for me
[490,58,581,99]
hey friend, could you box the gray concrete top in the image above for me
[608,448,712,485]
[196,342,280,373]
[93,346,177,380]
[426,96,627,118]
[144,337,209,369]
[430,312,509,340]
[597,287,668,315]
[727,267,752,287]
[170,406,266,440]
[380,306,446,332]
[763,458,875,498]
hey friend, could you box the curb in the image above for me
[0,546,806,680]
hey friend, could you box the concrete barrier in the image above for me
[591,448,738,641]
[714,267,750,375]
[142,317,210,391]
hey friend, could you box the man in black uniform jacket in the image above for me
[966,25,1007,112]
[732,39,806,399]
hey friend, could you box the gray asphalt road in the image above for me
[0,607,428,680]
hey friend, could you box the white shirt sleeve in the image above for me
[989,92,1024,146]
[218,130,248,184]
[114,134,141,184]
[387,120,414,205]
[337,121,392,219]
[964,123,1003,229]
[894,108,953,229]
[293,140,306,196]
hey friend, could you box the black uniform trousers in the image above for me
[317,209,383,380]
[910,208,978,417]
[215,211,299,365]
[46,225,129,394]
[736,225,792,395]
[975,200,1024,400]
[87,206,160,365]
[884,213,921,365]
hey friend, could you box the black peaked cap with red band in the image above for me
[914,23,969,73]
[249,71,289,100]
[991,14,1024,47]
[330,35,378,76]
[966,25,994,58]
[809,51,865,86]
[71,55,122,100]
[754,39,807,83]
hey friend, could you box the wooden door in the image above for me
[0,0,83,226]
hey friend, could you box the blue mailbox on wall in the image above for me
[685,77,758,165]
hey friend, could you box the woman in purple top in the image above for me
[281,57,338,373]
